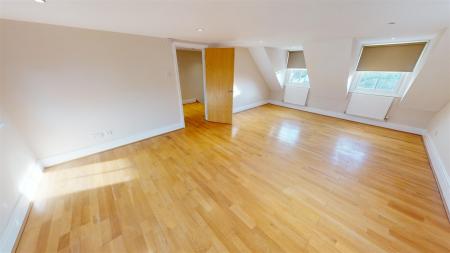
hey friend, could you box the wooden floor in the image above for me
[17,102,450,253]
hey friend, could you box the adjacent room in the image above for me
[1,1,449,252]
[176,47,206,121]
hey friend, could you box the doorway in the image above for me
[176,48,205,123]
[173,42,235,126]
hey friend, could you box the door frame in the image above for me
[171,41,209,127]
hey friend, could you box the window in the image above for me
[351,42,427,97]
[284,50,309,87]
[285,68,310,87]
[351,71,406,96]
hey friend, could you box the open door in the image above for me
[205,48,235,124]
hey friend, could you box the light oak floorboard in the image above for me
[16,103,450,253]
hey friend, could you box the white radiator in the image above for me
[284,85,309,106]
[346,93,394,120]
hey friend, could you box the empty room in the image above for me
[1,1,450,252]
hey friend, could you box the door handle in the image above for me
[228,90,233,93]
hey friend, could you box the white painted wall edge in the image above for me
[171,42,187,131]
[268,100,427,135]
[40,122,184,167]
[182,98,197,104]
[233,100,269,113]
[423,133,450,221]
[0,195,30,253]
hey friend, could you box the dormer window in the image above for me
[284,51,310,87]
[350,42,426,97]
[283,50,310,106]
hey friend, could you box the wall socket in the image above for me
[91,130,113,139]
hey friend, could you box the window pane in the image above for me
[356,72,402,92]
[376,72,402,91]
[358,72,378,89]
[287,69,309,85]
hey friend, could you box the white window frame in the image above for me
[350,71,409,97]
[284,68,310,88]
[276,69,286,86]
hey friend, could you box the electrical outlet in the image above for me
[104,130,113,136]
[91,130,113,139]
[92,132,104,139]
[434,130,439,137]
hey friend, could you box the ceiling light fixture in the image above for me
[387,22,396,25]
[34,0,46,3]
[196,28,204,32]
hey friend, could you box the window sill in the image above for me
[350,90,400,98]
[284,83,310,88]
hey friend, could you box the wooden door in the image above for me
[205,48,235,124]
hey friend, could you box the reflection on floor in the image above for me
[17,102,450,253]
[183,102,205,126]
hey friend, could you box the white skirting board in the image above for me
[0,195,30,253]
[182,98,197,104]
[423,134,450,220]
[268,99,426,135]
[39,122,184,167]
[233,100,269,113]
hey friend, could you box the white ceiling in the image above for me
[1,0,449,48]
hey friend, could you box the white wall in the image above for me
[233,47,270,111]
[427,101,450,216]
[428,102,450,179]
[176,49,204,103]
[303,38,353,112]
[387,102,435,127]
[0,19,183,164]
[0,19,42,253]
[0,107,41,253]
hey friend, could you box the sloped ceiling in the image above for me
[247,47,288,91]
[248,47,282,91]
[401,29,450,112]
[0,1,449,48]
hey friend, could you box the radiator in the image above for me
[346,93,394,120]
[284,85,309,106]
